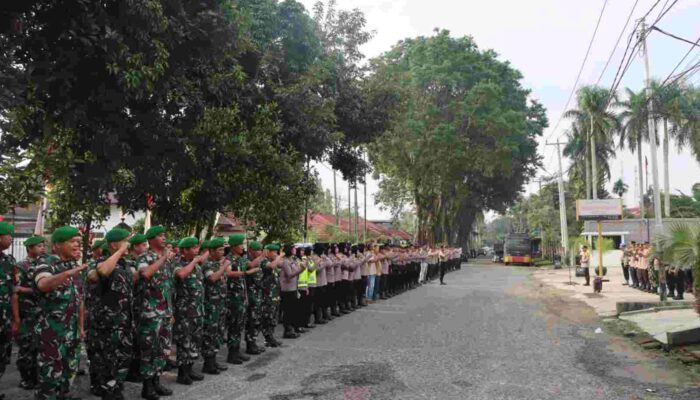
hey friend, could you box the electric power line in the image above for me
[595,0,641,85]
[651,26,700,48]
[545,0,610,142]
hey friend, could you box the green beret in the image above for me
[101,242,110,252]
[229,233,245,246]
[105,228,130,243]
[264,243,280,251]
[169,239,180,247]
[24,236,46,247]
[145,225,165,240]
[52,226,80,243]
[91,239,105,250]
[178,236,199,249]
[200,240,211,250]
[249,241,263,251]
[129,233,147,245]
[0,221,14,237]
[210,237,226,249]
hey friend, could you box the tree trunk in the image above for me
[637,139,645,219]
[585,133,592,200]
[663,119,670,217]
[590,117,598,199]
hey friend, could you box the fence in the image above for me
[8,236,30,261]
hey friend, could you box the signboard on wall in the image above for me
[576,199,623,221]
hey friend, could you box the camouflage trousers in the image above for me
[16,315,39,373]
[202,301,226,358]
[0,321,10,380]
[36,320,81,400]
[90,328,132,393]
[245,289,262,344]
[226,296,247,348]
[138,317,172,379]
[260,294,280,339]
[174,315,203,366]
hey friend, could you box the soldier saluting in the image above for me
[173,237,207,385]
[12,235,48,391]
[33,226,87,400]
[136,226,174,399]
[87,228,137,400]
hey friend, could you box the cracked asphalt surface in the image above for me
[3,260,699,399]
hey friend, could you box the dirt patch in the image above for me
[269,362,406,400]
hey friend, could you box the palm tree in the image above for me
[565,86,621,199]
[656,221,700,316]
[563,119,616,200]
[652,81,688,217]
[675,85,700,161]
[617,88,649,219]
[612,178,628,199]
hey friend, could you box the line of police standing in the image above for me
[0,221,462,400]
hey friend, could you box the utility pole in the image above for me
[333,169,339,226]
[547,140,570,267]
[639,19,663,234]
[354,184,360,243]
[364,178,367,242]
[348,182,352,239]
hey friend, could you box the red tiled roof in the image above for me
[306,212,413,242]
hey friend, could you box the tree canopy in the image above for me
[367,30,546,248]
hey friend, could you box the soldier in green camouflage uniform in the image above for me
[87,228,136,400]
[85,239,106,397]
[124,233,148,384]
[261,244,283,347]
[225,234,250,364]
[0,222,16,400]
[13,236,48,390]
[244,241,268,355]
[200,238,230,375]
[33,226,87,400]
[173,237,207,385]
[136,226,174,399]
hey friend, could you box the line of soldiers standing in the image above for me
[0,220,462,400]
[621,241,694,299]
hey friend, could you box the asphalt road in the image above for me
[3,261,699,399]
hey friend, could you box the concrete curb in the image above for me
[616,301,694,316]
[618,304,694,317]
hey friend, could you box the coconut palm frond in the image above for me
[656,221,700,267]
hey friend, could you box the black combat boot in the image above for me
[202,357,220,375]
[18,369,35,390]
[282,325,299,339]
[226,347,243,365]
[246,341,262,355]
[140,378,160,400]
[188,364,204,381]
[176,366,192,385]
[153,377,172,396]
[125,361,142,383]
[214,358,228,372]
[236,345,251,361]
[264,335,280,347]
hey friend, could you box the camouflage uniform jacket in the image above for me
[0,252,16,331]
[15,254,50,319]
[173,258,204,319]
[261,259,279,300]
[202,259,226,304]
[33,258,81,341]
[92,256,136,330]
[136,250,174,319]
[226,254,248,303]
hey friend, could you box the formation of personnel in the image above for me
[621,241,694,299]
[0,221,462,400]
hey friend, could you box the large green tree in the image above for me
[368,30,546,248]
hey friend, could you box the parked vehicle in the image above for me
[503,233,533,266]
